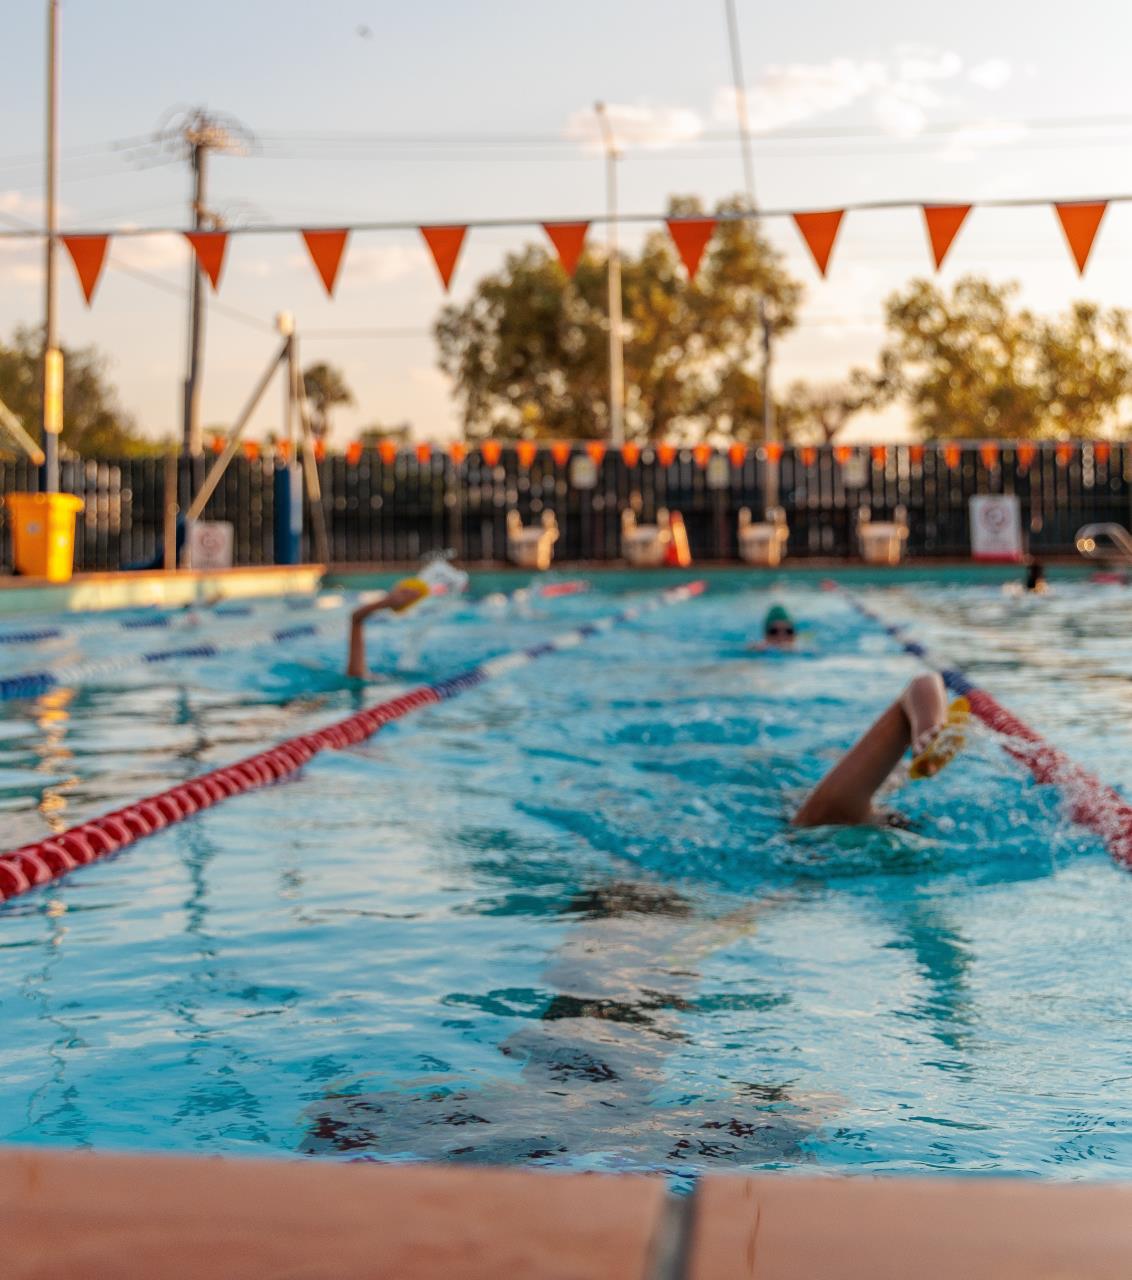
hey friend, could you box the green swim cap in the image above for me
[764,604,793,631]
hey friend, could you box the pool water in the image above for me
[2,570,1131,1183]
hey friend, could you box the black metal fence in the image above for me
[1,442,1128,571]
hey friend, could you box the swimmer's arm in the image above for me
[346,586,420,678]
[792,674,945,827]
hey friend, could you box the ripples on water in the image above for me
[2,573,1132,1183]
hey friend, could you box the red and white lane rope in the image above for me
[0,580,703,904]
[835,583,1132,869]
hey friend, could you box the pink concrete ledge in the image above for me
[5,1149,1132,1279]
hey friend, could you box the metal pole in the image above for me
[723,0,778,513]
[595,102,625,447]
[163,451,178,571]
[292,341,331,566]
[182,141,207,457]
[41,0,60,493]
[723,0,757,209]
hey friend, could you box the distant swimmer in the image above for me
[1024,560,1048,594]
[748,603,797,652]
[346,558,467,679]
[792,672,969,828]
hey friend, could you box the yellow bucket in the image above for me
[6,492,84,582]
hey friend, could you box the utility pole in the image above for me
[595,102,625,448]
[155,109,251,457]
[41,0,61,492]
[723,0,777,506]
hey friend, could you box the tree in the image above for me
[0,326,158,457]
[435,194,802,441]
[777,371,892,444]
[877,277,1132,439]
[302,362,354,439]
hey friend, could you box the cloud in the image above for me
[937,118,1029,164]
[563,104,703,151]
[110,229,187,273]
[968,58,1013,91]
[714,48,967,139]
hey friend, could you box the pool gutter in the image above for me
[0,565,323,617]
[1,1148,1129,1279]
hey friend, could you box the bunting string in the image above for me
[25,193,1132,305]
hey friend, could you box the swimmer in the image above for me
[1024,560,1048,594]
[346,558,469,678]
[793,672,968,827]
[749,603,797,651]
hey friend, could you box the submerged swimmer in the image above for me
[793,672,968,827]
[749,604,797,651]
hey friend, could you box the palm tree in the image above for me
[302,362,354,439]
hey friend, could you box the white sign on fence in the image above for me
[969,495,1023,562]
[187,520,235,570]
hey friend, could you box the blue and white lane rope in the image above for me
[0,580,706,902]
[0,579,593,703]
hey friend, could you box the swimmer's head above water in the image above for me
[763,604,797,648]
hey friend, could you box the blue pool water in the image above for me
[2,569,1131,1183]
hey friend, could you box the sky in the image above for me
[3,0,1132,446]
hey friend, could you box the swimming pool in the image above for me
[2,569,1131,1184]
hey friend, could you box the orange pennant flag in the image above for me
[834,445,853,465]
[800,446,817,468]
[1055,441,1074,467]
[585,441,607,466]
[61,234,110,305]
[276,440,292,462]
[1016,442,1037,470]
[1054,202,1107,275]
[550,441,571,467]
[871,445,888,467]
[542,223,588,277]
[921,205,971,270]
[515,440,537,468]
[943,444,961,469]
[765,442,784,463]
[416,443,432,464]
[979,442,1000,469]
[314,439,328,463]
[909,444,925,465]
[209,434,225,455]
[184,231,229,292]
[420,225,467,291]
[448,440,468,465]
[1094,441,1111,465]
[301,229,349,297]
[728,442,747,467]
[666,218,717,280]
[379,440,398,465]
[792,210,844,277]
[345,441,363,465]
[692,443,712,468]
[481,440,502,466]
[657,443,678,467]
[621,441,641,467]
[242,441,260,463]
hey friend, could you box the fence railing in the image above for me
[0,442,1127,571]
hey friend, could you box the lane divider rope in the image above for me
[0,580,703,904]
[0,580,591,703]
[832,582,1132,869]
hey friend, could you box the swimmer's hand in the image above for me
[909,696,970,779]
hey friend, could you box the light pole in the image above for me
[595,102,625,447]
[723,0,777,506]
[42,0,61,492]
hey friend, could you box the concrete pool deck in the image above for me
[2,1148,1131,1278]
